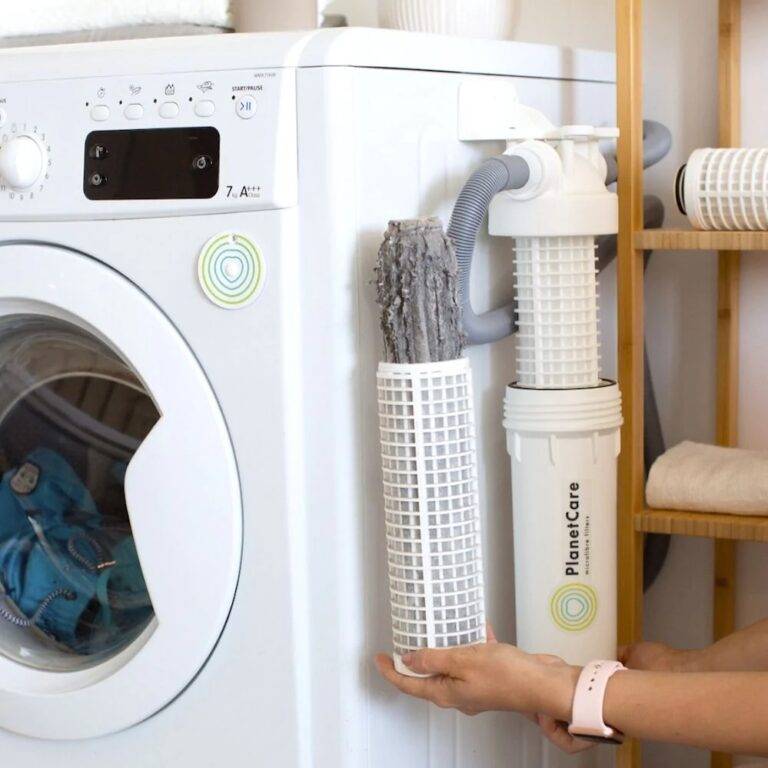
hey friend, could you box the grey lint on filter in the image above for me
[375,218,465,364]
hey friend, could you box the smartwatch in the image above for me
[567,660,626,744]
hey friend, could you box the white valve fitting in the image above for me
[489,135,618,238]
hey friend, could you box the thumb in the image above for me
[401,648,460,677]
[617,645,630,664]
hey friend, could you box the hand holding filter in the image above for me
[375,219,486,677]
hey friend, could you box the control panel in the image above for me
[0,68,297,220]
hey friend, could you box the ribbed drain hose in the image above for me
[447,155,530,345]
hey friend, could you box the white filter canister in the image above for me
[377,358,486,677]
[504,382,622,664]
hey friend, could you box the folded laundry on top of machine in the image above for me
[0,448,152,654]
[647,440,768,515]
[1,0,232,46]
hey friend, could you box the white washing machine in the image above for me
[0,29,615,767]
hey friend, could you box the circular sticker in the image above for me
[198,232,265,309]
[550,583,598,632]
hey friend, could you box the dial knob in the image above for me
[0,135,45,191]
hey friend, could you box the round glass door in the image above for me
[0,315,159,672]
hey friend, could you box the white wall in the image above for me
[324,0,615,49]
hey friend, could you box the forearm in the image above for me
[546,667,768,755]
[685,619,768,672]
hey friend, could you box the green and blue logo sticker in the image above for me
[550,583,598,632]
[198,232,265,309]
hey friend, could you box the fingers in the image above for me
[375,654,435,700]
[537,715,595,755]
[486,623,498,644]
[400,648,461,677]
[374,653,457,709]
[617,645,629,664]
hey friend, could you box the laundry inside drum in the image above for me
[0,315,159,672]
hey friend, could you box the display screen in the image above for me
[83,127,220,200]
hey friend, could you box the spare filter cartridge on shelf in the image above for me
[676,147,768,230]
[478,119,622,664]
[376,219,486,677]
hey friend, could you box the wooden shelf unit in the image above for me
[617,1,753,767]
[636,508,768,543]
[636,228,768,251]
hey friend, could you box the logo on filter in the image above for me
[550,583,598,632]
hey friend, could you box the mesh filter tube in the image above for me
[514,235,600,389]
[679,147,768,230]
[377,357,486,677]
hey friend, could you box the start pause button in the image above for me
[236,95,257,119]
[198,232,266,309]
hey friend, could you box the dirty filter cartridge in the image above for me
[377,357,486,676]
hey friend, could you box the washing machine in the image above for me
[0,29,616,767]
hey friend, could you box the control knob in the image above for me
[0,135,46,191]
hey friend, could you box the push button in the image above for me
[235,95,257,119]
[195,100,215,118]
[159,101,179,119]
[90,104,110,122]
[124,103,144,120]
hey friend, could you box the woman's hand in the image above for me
[374,627,579,722]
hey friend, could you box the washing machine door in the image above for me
[0,243,242,740]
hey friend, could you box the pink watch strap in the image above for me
[568,660,626,741]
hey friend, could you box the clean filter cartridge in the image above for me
[377,357,486,676]
[676,147,768,230]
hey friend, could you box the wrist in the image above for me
[537,663,580,721]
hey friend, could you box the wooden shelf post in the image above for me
[712,2,741,767]
[616,0,645,765]
[616,1,744,766]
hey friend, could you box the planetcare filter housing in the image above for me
[503,383,622,663]
[485,121,622,665]
[377,358,486,676]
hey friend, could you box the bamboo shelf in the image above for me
[617,1,746,766]
[636,228,768,251]
[636,508,768,543]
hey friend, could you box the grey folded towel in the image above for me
[646,440,768,515]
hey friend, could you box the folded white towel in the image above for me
[0,0,232,38]
[647,440,768,515]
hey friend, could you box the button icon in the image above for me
[192,154,214,172]
[129,84,142,96]
[164,84,175,96]
[197,80,214,93]
[236,95,257,120]
[96,87,106,99]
